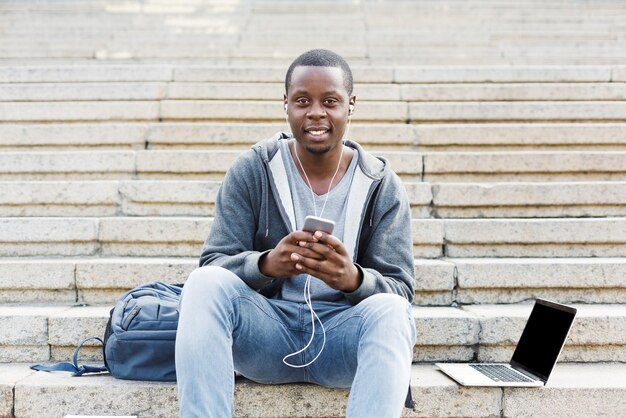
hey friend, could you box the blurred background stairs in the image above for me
[1,0,626,417]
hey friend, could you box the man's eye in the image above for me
[324,99,338,106]
[296,98,309,105]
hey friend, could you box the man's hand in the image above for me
[290,231,363,292]
[259,230,325,279]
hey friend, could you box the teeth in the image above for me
[308,130,327,136]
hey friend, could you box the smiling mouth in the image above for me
[305,128,330,137]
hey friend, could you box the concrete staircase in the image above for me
[2,0,626,417]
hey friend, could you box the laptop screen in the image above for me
[510,299,577,382]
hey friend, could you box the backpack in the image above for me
[31,281,182,381]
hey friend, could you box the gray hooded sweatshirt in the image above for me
[199,132,415,305]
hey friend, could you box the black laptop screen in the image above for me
[510,300,577,382]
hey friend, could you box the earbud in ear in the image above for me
[284,104,288,113]
[349,105,354,115]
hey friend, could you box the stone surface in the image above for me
[409,101,626,121]
[612,66,626,81]
[14,371,179,418]
[503,364,626,417]
[457,288,626,305]
[412,219,444,258]
[0,306,69,346]
[394,66,611,83]
[415,123,626,149]
[424,151,626,175]
[173,66,285,82]
[0,66,173,82]
[432,182,626,218]
[413,346,476,363]
[406,366,502,417]
[0,346,50,363]
[455,258,626,289]
[0,82,167,101]
[0,123,146,149]
[0,364,35,417]
[0,101,160,122]
[413,291,454,306]
[0,151,136,179]
[48,306,110,347]
[0,260,75,291]
[413,307,479,346]
[119,180,220,216]
[75,258,196,290]
[0,181,120,216]
[0,218,98,243]
[98,217,210,244]
[413,260,455,292]
[9,364,506,418]
[444,218,626,257]
[401,82,626,101]
[0,289,76,304]
[135,150,240,178]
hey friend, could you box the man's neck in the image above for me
[289,140,352,195]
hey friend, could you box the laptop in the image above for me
[436,299,577,387]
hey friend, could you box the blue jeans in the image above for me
[175,266,417,418]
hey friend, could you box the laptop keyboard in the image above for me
[470,364,535,383]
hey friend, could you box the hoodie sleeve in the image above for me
[343,172,415,304]
[198,152,277,291]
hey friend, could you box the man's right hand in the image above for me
[259,230,324,278]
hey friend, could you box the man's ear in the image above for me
[349,96,357,114]
[283,94,288,114]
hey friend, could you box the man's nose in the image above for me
[307,102,326,118]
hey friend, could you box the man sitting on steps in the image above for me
[175,48,417,418]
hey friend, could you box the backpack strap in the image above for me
[31,336,107,376]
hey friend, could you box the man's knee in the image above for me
[182,266,243,304]
[359,294,415,338]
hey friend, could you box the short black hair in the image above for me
[285,49,353,96]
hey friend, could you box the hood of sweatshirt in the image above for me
[252,132,386,261]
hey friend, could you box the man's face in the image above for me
[284,66,356,155]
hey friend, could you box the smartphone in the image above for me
[302,215,335,234]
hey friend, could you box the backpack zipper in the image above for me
[121,305,141,330]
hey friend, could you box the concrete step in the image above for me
[1,303,624,364]
[0,100,412,123]
[422,151,626,182]
[431,181,626,217]
[2,122,626,151]
[2,257,624,306]
[2,180,626,218]
[5,100,619,123]
[2,150,626,182]
[2,363,624,417]
[174,65,623,83]
[408,101,626,122]
[3,81,626,102]
[7,64,591,85]
[0,180,431,218]
[1,217,625,258]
